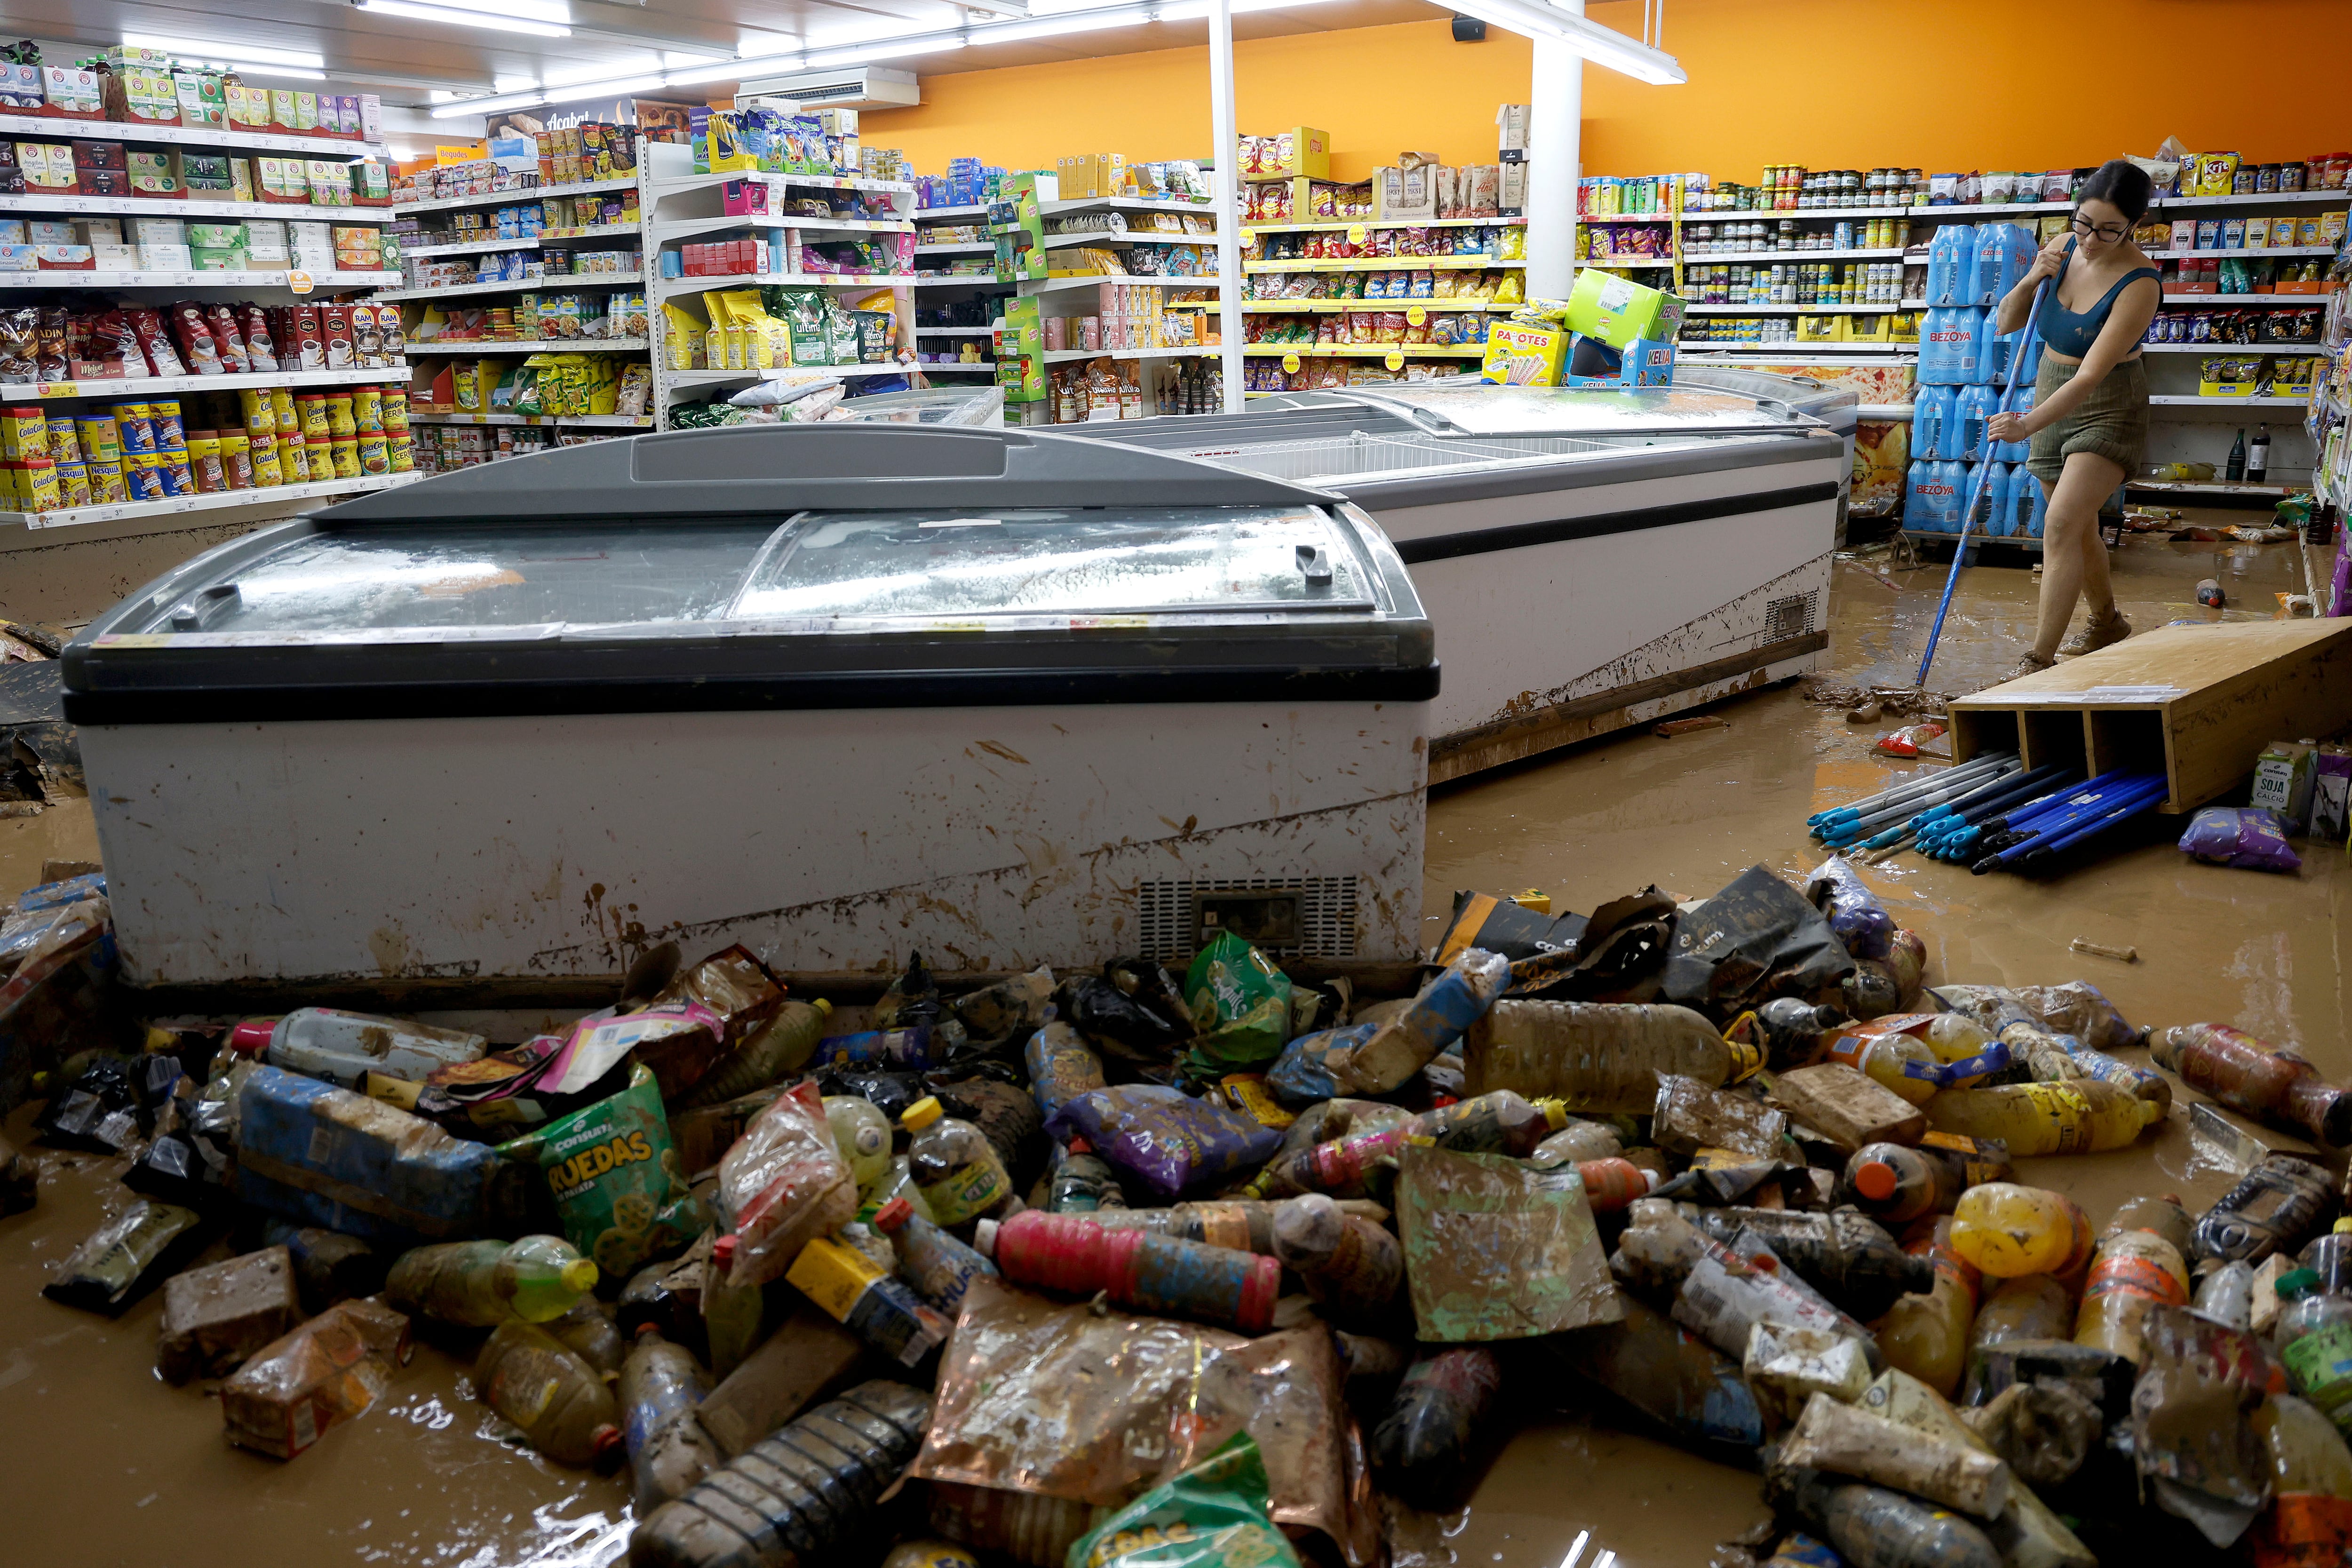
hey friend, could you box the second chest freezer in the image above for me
[62,423,1435,996]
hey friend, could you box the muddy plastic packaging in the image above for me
[1534,1293,1768,1456]
[1464,999,1734,1110]
[874,1193,998,1316]
[2013,981,2145,1052]
[2178,804,2301,872]
[1652,1074,1791,1161]
[951,964,1055,1048]
[901,1094,1013,1226]
[1062,973,1190,1058]
[2155,1024,2352,1146]
[1183,929,1295,1076]
[1747,1322,1874,1418]
[977,1209,1279,1333]
[385,1234,598,1325]
[1781,1391,2012,1516]
[2074,1223,2189,1363]
[620,1324,715,1516]
[220,1297,412,1459]
[1842,1136,2012,1223]
[632,1377,933,1568]
[2197,1258,2257,1330]
[1332,947,1506,1095]
[673,999,832,1109]
[1950,1185,2092,1278]
[1025,1019,1105,1123]
[261,1220,385,1313]
[1773,1470,2002,1568]
[1856,1369,2098,1568]
[1924,1078,2161,1155]
[475,1317,624,1467]
[1270,1192,1403,1321]
[2130,1304,2273,1546]
[1683,1205,1931,1321]
[230,1007,485,1088]
[2275,1269,2352,1425]
[713,1078,857,1287]
[1371,1348,1501,1505]
[1772,1062,1930,1153]
[1878,1218,1979,1398]
[1047,1084,1283,1199]
[2196,1154,2339,1266]
[928,1484,1104,1568]
[41,1197,211,1314]
[1612,1199,1866,1359]
[34,1051,151,1153]
[235,1064,536,1243]
[156,1244,303,1384]
[1805,855,1894,960]
[1065,1432,1300,1568]
[0,1132,35,1215]
[500,1063,707,1279]
[1398,1142,1623,1342]
[1266,1022,1377,1105]
[692,1301,864,1458]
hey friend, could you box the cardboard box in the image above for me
[270,88,297,131]
[0,62,41,111]
[2251,740,2317,832]
[182,153,235,199]
[113,64,181,125]
[1373,165,1436,222]
[35,244,94,270]
[1561,335,1677,390]
[136,242,192,271]
[0,245,37,272]
[293,92,319,132]
[1057,153,1128,199]
[92,242,138,270]
[21,143,77,192]
[127,150,184,197]
[40,65,103,118]
[1499,160,1527,216]
[1565,265,1686,349]
[1497,103,1530,162]
[1481,318,1569,385]
[129,216,186,245]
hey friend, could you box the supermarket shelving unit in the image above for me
[1010,187,1228,412]
[0,112,404,541]
[910,200,1009,380]
[641,140,917,428]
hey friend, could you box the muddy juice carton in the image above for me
[2250,740,2318,833]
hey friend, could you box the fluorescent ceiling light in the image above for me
[544,55,657,86]
[376,0,569,22]
[355,0,572,40]
[122,34,328,71]
[492,75,540,92]
[429,88,546,119]
[1438,0,1683,82]
[542,72,669,100]
[802,37,969,68]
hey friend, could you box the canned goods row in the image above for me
[1682,262,1906,307]
[1683,216,1909,254]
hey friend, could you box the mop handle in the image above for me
[1915,277,2051,687]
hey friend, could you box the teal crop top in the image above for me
[2038,239,2161,357]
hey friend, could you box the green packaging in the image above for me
[500,1063,707,1278]
[1063,1433,1300,1568]
[1183,930,1293,1077]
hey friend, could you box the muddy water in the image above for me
[0,533,2342,1566]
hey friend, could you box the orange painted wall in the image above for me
[863,0,2349,183]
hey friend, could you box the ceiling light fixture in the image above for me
[1433,0,1683,82]
[121,34,328,71]
[540,72,669,100]
[428,88,547,119]
[354,0,572,40]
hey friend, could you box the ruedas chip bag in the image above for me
[500,1063,707,1277]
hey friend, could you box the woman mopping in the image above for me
[1985,158,2161,681]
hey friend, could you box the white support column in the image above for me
[1208,0,1245,412]
[1524,12,1584,301]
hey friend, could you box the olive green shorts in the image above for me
[2026,355,2148,488]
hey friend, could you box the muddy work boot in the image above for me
[1988,650,2054,688]
[2057,606,2132,657]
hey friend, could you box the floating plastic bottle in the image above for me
[1875,1218,1979,1397]
[1804,856,1894,961]
[874,1194,998,1318]
[1335,947,1509,1095]
[2194,1154,2339,1265]
[2154,1023,2352,1146]
[1270,1192,1403,1320]
[229,1007,486,1089]
[1841,1136,2012,1223]
[620,1324,713,1515]
[1372,1348,1502,1505]
[674,999,833,1109]
[474,1318,622,1467]
[1783,1473,2002,1568]
[2074,1224,2189,1364]
[1824,1030,1940,1107]
[629,1380,933,1568]
[1463,999,1735,1112]
[1923,1078,2162,1155]
[823,1095,893,1191]
[1950,1184,2094,1279]
[902,1095,1013,1227]
[384,1234,597,1326]
[1685,1206,1931,1320]
[977,1209,1279,1334]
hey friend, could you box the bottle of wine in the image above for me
[2249,424,2271,483]
[2226,428,2248,482]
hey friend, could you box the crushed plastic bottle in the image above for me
[977,1209,1280,1333]
[2154,1022,2352,1146]
[1776,1471,2002,1568]
[1332,947,1508,1095]
[384,1234,598,1326]
[620,1324,719,1514]
[229,1007,486,1088]
[1924,1078,2163,1154]
[2194,1153,2339,1266]
[874,1194,998,1318]
[474,1317,623,1467]
[1465,999,1737,1110]
[1682,1205,1932,1320]
[903,1095,1014,1226]
[1269,1192,1403,1321]
[1950,1184,2094,1278]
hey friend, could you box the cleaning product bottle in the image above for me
[384,1234,598,1326]
[1950,1184,2095,1278]
[618,1324,711,1515]
[474,1318,623,1467]
[1823,1030,1940,1107]
[668,998,832,1109]
[977,1210,1280,1333]
[1924,1078,2162,1154]
[1875,1217,1979,1397]
[824,1095,894,1191]
[1270,1192,1404,1320]
[873,1194,999,1318]
[230,1007,487,1089]
[2193,1153,2339,1265]
[2152,1023,2352,1146]
[2073,1218,2190,1364]
[902,1095,1013,1227]
[1841,1136,2013,1223]
[780,1233,953,1368]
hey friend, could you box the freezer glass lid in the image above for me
[733,505,1372,618]
[1352,382,1815,437]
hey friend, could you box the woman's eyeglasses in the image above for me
[2070,214,2130,242]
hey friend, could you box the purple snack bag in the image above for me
[2178,807,2302,874]
[1045,1084,1282,1198]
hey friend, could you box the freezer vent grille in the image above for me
[1136,876,1360,963]
[1764,590,1818,644]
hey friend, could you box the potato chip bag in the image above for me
[500,1063,707,1279]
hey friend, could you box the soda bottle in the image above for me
[1875,1218,1979,1397]
[1840,1136,2012,1223]
[2107,1193,2195,1258]
[874,1194,998,1318]
[385,1234,598,1326]
[823,1095,893,1190]
[1756,997,1845,1067]
[2305,1218,2352,1293]
[1684,1205,1931,1320]
[1924,1078,2163,1154]
[2153,1023,2352,1146]
[1823,1029,1939,1106]
[675,999,834,1109]
[230,1007,485,1088]
[548,1297,627,1377]
[977,1210,1280,1333]
[1371,1348,1503,1505]
[902,1095,1013,1226]
[619,1324,712,1515]
[1950,1184,2094,1278]
[1269,1192,1403,1321]
[2193,1153,2338,1265]
[2073,1225,2189,1364]
[474,1318,623,1467]
[2276,1269,2352,1429]
[2257,1392,2352,1496]
[632,1381,933,1568]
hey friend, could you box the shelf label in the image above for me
[1281,351,1302,374]
[1406,306,1427,327]
[1384,350,1406,371]
[286,269,314,295]
[39,381,79,397]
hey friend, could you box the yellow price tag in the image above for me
[1384,350,1405,371]
[1281,350,1302,374]
[1346,223,1367,245]
[39,381,79,397]
[1406,306,1427,327]
[285,269,314,295]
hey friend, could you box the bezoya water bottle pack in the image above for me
[1908,222,2047,536]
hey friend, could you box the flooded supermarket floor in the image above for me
[2,528,2344,1568]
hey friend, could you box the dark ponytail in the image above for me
[2078,158,2154,222]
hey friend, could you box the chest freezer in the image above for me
[61,423,1435,996]
[1072,382,1844,780]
